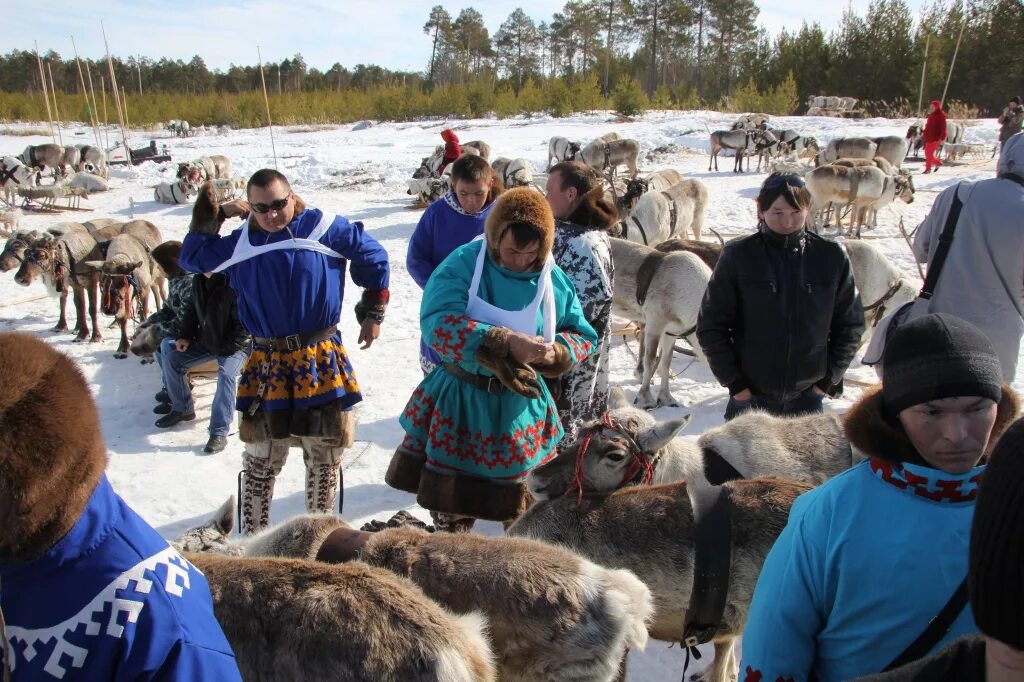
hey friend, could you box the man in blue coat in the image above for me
[181,171,390,534]
[0,333,240,681]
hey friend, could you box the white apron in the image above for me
[212,210,343,273]
[464,238,556,342]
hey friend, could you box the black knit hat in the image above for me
[969,416,1024,649]
[1012,96,1021,105]
[882,313,1003,416]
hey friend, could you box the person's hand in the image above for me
[811,386,828,397]
[733,388,753,401]
[219,200,250,219]
[175,338,190,352]
[508,333,548,364]
[358,319,380,349]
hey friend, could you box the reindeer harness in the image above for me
[566,412,656,507]
[863,279,910,327]
[102,273,141,319]
[26,243,68,294]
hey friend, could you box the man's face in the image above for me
[545,171,577,220]
[248,179,295,233]
[898,396,999,474]
[1011,101,1020,111]
[496,232,541,273]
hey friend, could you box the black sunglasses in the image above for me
[762,173,806,191]
[250,196,291,214]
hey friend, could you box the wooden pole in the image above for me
[257,46,279,169]
[47,62,64,146]
[100,75,110,149]
[101,20,129,152]
[121,86,130,133]
[34,42,56,143]
[86,62,103,149]
[941,11,967,107]
[72,36,102,149]
[916,33,929,116]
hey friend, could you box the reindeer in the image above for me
[870,135,909,169]
[816,136,878,166]
[0,230,41,271]
[906,121,924,159]
[13,223,107,341]
[461,140,491,160]
[579,137,640,179]
[189,552,496,682]
[843,240,918,346]
[527,388,859,501]
[548,136,582,168]
[708,129,765,172]
[616,169,683,221]
[177,155,232,191]
[807,163,914,236]
[614,179,707,245]
[509,473,812,682]
[2,156,34,204]
[490,157,534,189]
[18,144,65,184]
[609,239,711,408]
[154,178,194,204]
[74,144,108,177]
[81,220,164,358]
[176,501,653,682]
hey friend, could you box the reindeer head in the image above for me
[171,497,245,555]
[621,178,649,213]
[0,230,40,272]
[14,234,63,288]
[567,141,581,159]
[87,258,142,316]
[895,171,915,204]
[527,388,691,501]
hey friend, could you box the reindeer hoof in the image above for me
[634,391,657,410]
[53,323,69,333]
[113,351,128,359]
[90,335,102,343]
[657,394,682,408]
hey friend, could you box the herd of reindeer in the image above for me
[0,113,983,681]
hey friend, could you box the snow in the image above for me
[1,111,1015,680]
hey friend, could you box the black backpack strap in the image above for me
[681,485,732,651]
[919,183,964,300]
[882,577,969,672]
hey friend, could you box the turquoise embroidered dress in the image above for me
[399,239,596,485]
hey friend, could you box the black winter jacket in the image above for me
[177,273,250,356]
[696,227,864,403]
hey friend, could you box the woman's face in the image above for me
[453,178,493,214]
[758,195,808,235]
[496,232,540,273]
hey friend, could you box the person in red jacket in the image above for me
[438,128,461,175]
[923,99,947,173]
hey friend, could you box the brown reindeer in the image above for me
[82,220,164,357]
[188,552,496,682]
[15,225,107,341]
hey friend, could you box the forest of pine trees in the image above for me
[0,0,1020,127]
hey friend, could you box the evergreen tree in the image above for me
[707,0,758,99]
[495,8,541,92]
[423,6,453,87]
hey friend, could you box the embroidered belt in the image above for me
[252,326,337,351]
[442,363,503,395]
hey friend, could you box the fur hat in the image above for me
[882,314,1003,417]
[484,187,555,267]
[970,416,1024,649]
[1011,96,1021,105]
[0,333,107,562]
[151,240,184,278]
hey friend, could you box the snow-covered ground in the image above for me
[1,110,1015,680]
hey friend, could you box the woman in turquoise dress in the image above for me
[386,188,598,531]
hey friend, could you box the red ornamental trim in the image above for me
[431,314,478,363]
[743,668,763,682]
[869,460,980,503]
[559,332,593,360]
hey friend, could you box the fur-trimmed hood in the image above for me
[844,384,1020,466]
[151,240,184,278]
[563,186,618,231]
[484,187,555,267]
[0,333,107,562]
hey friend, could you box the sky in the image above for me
[6,0,933,74]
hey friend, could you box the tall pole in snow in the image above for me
[941,11,967,107]
[34,42,56,143]
[257,46,279,170]
[916,33,929,116]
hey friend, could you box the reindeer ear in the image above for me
[637,414,692,453]
[130,260,144,271]
[212,496,236,535]
[79,260,104,273]
[607,387,631,411]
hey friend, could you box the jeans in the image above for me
[724,390,824,421]
[161,336,250,436]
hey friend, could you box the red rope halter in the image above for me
[568,412,655,507]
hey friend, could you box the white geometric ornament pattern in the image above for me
[5,547,194,679]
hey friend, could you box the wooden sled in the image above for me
[18,186,92,213]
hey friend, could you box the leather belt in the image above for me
[442,363,503,395]
[253,326,337,351]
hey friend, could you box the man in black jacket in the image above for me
[697,173,864,420]
[156,272,251,453]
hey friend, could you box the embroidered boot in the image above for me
[239,469,275,536]
[306,461,341,514]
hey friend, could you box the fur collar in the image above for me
[844,384,1020,466]
[563,186,618,231]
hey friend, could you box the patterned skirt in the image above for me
[236,334,362,413]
